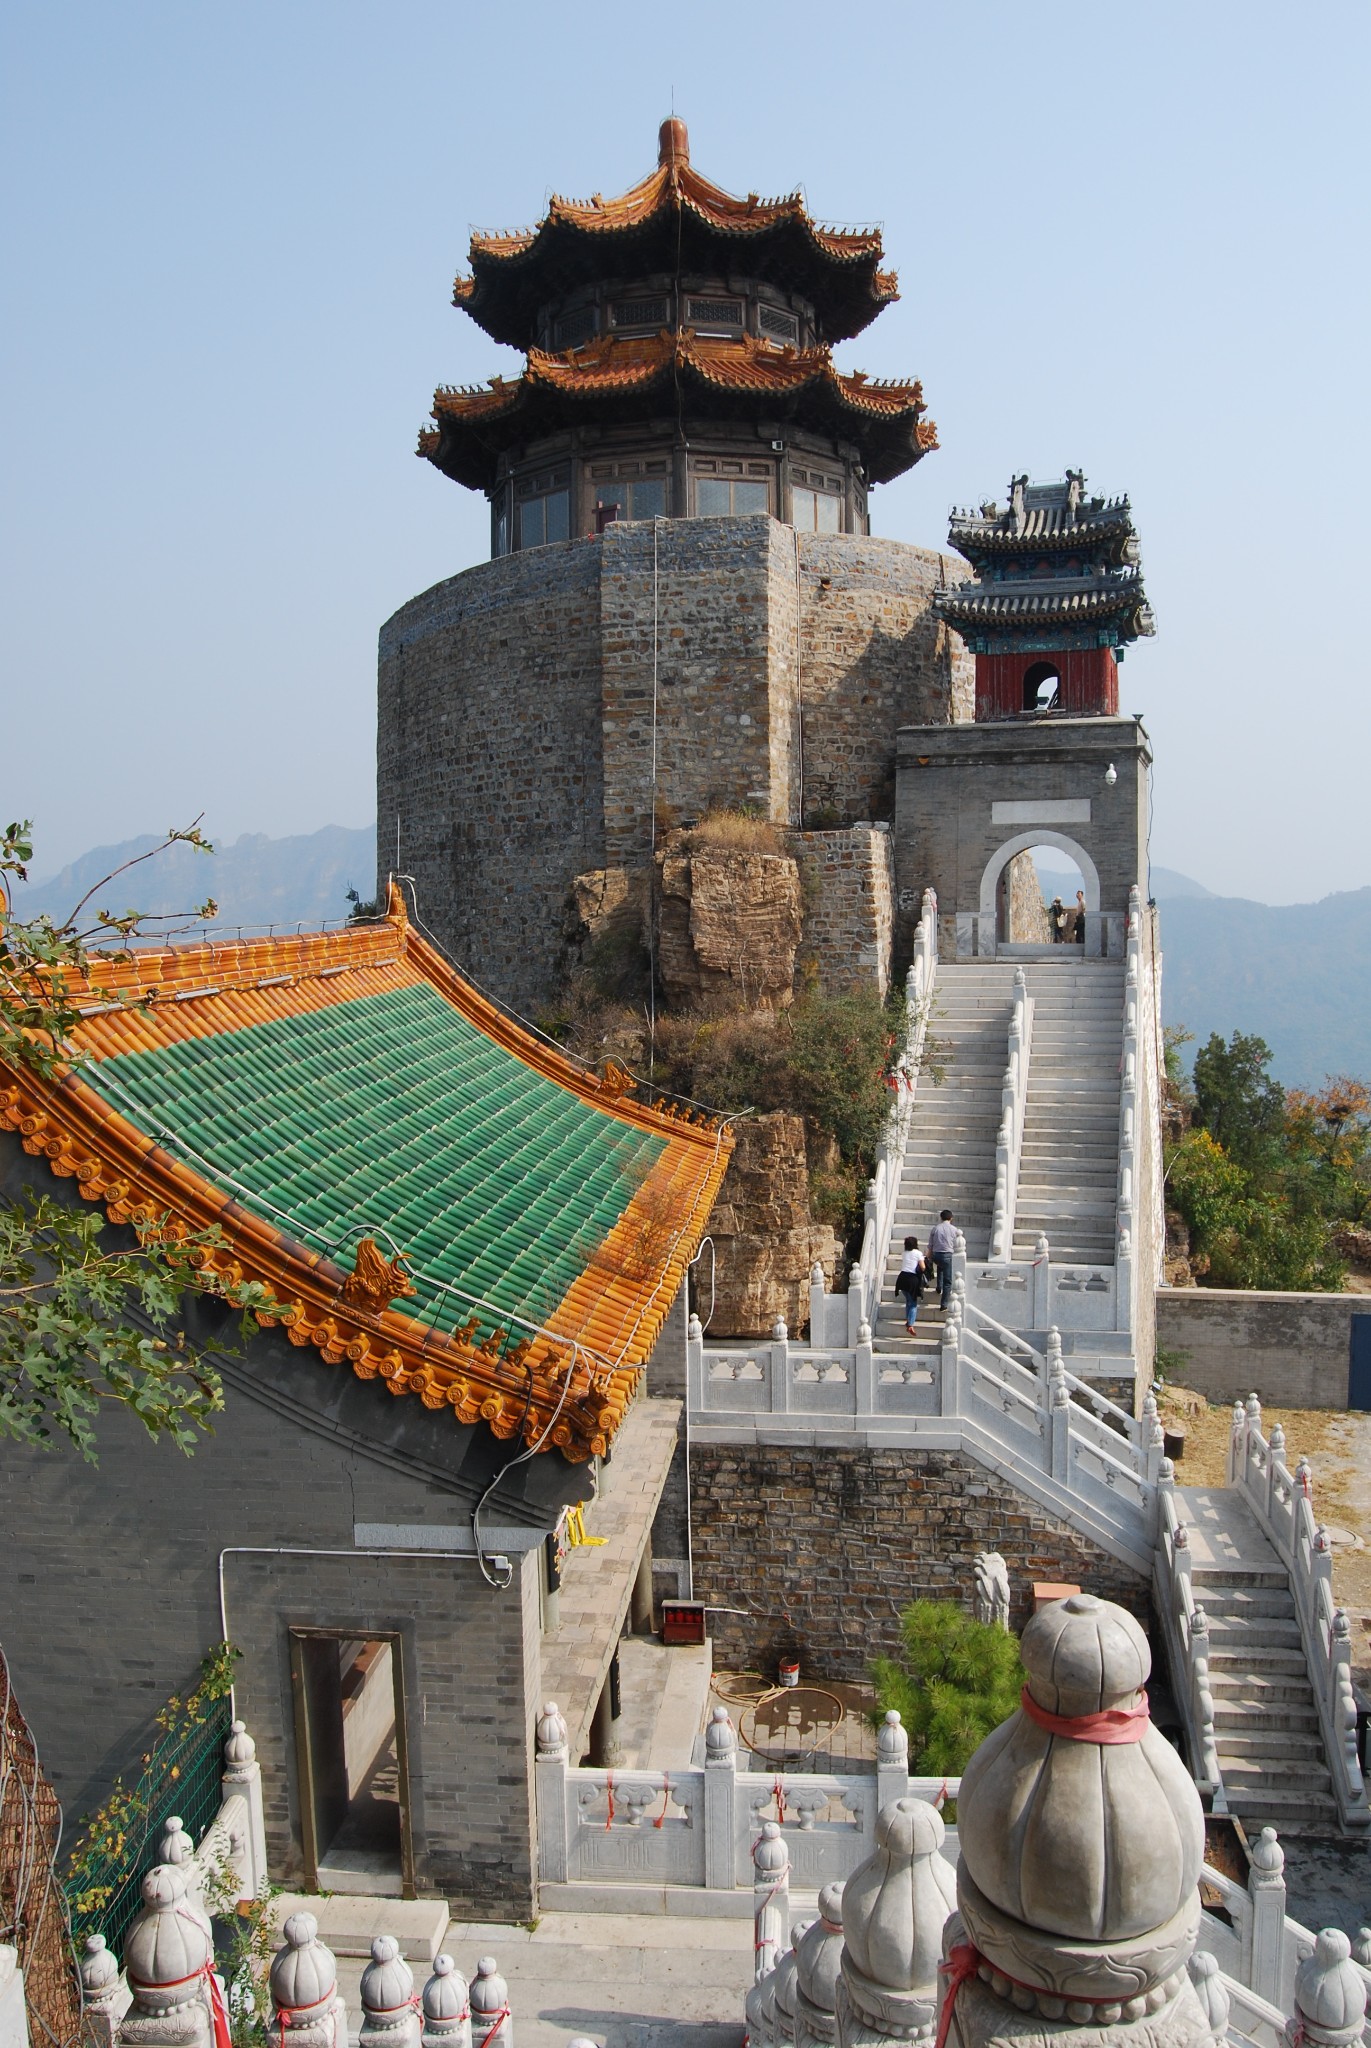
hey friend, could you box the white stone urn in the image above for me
[837,1798,956,2046]
[1288,1930,1370,2048]
[421,1956,471,2048]
[359,1937,420,2048]
[270,1913,338,2022]
[953,1593,1206,2019]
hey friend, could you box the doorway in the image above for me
[289,1629,415,1896]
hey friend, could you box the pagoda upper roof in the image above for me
[454,119,898,348]
[947,474,1139,564]
[420,329,935,491]
[0,884,731,1465]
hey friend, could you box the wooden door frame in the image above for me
[288,1626,417,1898]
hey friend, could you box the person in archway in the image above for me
[1049,895,1069,943]
[1073,889,1087,945]
[927,1210,957,1312]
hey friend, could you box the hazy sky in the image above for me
[3,2,1367,903]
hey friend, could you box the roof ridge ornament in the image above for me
[658,115,689,168]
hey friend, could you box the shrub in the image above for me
[681,806,782,855]
[870,1598,1025,1778]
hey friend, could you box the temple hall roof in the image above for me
[453,119,898,348]
[420,330,935,491]
[0,885,732,1463]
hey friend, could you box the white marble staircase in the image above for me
[876,963,1020,1346]
[1179,1487,1340,1834]
[1011,958,1124,1265]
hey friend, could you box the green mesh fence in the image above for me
[66,1697,232,1965]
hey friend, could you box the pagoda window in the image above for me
[592,476,667,524]
[696,477,770,517]
[686,295,743,333]
[610,296,668,330]
[1023,661,1061,712]
[515,467,571,550]
[792,467,844,534]
[555,305,598,349]
[758,304,800,344]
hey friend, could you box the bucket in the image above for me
[778,1659,800,1688]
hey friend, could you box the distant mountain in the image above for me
[1157,888,1371,1089]
[1035,862,1214,902]
[17,824,376,933]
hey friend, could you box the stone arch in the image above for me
[978,830,1100,923]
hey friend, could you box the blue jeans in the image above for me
[932,1252,953,1308]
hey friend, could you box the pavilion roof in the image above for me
[420,330,935,490]
[935,569,1155,636]
[0,885,731,1463]
[453,120,898,348]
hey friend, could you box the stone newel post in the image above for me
[875,1711,909,1810]
[703,1705,738,1892]
[359,1938,421,2048]
[421,1958,471,2048]
[794,1883,846,2048]
[1287,1930,1369,2048]
[1247,1828,1288,2006]
[79,1935,123,2048]
[469,1958,511,2048]
[753,1821,792,1982]
[267,1912,349,2048]
[533,1701,570,1887]
[222,1719,269,1900]
[941,1593,1215,2048]
[117,1866,213,2048]
[835,1798,957,2048]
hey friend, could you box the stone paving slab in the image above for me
[271,1892,450,1959]
[1176,1486,1283,1574]
[541,1399,682,1760]
[313,1906,753,2048]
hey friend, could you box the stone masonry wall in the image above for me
[1155,1290,1371,1409]
[378,521,964,1011]
[689,1443,1149,1681]
[377,542,605,1015]
[790,824,896,995]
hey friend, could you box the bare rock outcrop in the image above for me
[657,844,802,1011]
[706,1112,838,1336]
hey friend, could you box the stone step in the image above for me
[1199,1615,1302,1646]
[1206,1671,1316,1705]
[1214,1730,1328,1761]
[1218,1787,1340,1825]
[1219,1759,1333,1793]
[1206,1645,1310,1674]
[1212,1701,1321,1735]
[1189,1585,1300,1617]
[1191,1566,1291,1592]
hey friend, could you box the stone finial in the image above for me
[535,1702,568,1757]
[469,1958,510,2048]
[124,1865,209,2005]
[812,1262,826,1285]
[1250,1826,1285,1880]
[1187,1951,1230,2037]
[795,1884,845,2048]
[80,1934,121,2009]
[1289,1930,1369,2048]
[1350,1929,1371,1969]
[972,1553,1009,1629]
[876,1711,908,1766]
[421,1957,471,2048]
[773,1926,815,2044]
[1246,1391,1262,1424]
[954,1594,1204,2020]
[156,1816,195,1867]
[755,1823,791,1983]
[223,1719,257,1770]
[773,1317,789,1342]
[360,1938,420,2048]
[1296,1455,1314,1499]
[706,1704,737,1764]
[836,1799,955,2047]
[1269,1422,1287,1458]
[755,1819,789,1876]
[688,1312,703,1341]
[268,1911,349,2048]
[858,1319,872,1346]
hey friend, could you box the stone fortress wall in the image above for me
[377,515,972,1013]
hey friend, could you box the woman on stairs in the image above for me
[894,1236,927,1334]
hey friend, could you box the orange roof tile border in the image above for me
[0,884,733,1462]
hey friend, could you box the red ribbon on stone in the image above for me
[1018,1686,1150,1744]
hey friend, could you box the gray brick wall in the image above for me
[688,1442,1148,1682]
[377,520,968,1012]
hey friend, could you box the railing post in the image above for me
[1032,1233,1051,1330]
[422,1958,472,2048]
[854,1321,875,1415]
[222,1719,268,1899]
[1140,1390,1164,1484]
[770,1320,790,1413]
[703,1706,737,1891]
[809,1263,827,1352]
[533,1702,569,1887]
[79,1937,122,2048]
[467,1960,510,2048]
[847,1259,865,1349]
[753,1822,791,1981]
[1046,1330,1070,1483]
[1290,1930,1368,2048]
[876,1709,910,1810]
[267,1912,351,2048]
[117,1867,213,2048]
[939,1308,962,1417]
[1246,1826,1288,2007]
[1227,1399,1246,1486]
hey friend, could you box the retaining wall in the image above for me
[1156,1290,1371,1409]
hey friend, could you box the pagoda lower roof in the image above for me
[420,332,935,490]
[948,500,1135,556]
[935,572,1154,634]
[0,886,731,1463]
[457,137,897,348]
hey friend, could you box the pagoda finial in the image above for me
[659,116,689,168]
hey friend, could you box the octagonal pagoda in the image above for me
[419,118,936,554]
